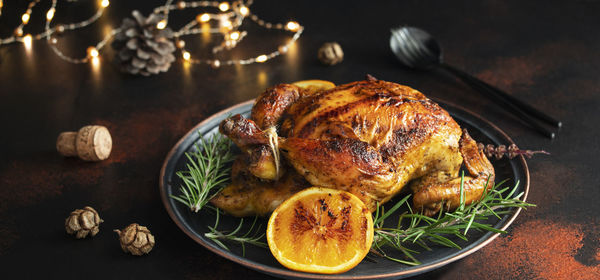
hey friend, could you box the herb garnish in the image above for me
[171,134,534,264]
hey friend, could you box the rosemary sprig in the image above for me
[205,209,268,256]
[170,132,235,212]
[371,173,535,265]
[171,132,266,254]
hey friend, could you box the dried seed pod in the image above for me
[318,42,344,66]
[114,223,155,256]
[478,143,550,159]
[65,206,104,239]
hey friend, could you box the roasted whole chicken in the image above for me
[212,76,494,217]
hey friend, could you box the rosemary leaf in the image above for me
[204,209,267,256]
[375,195,411,225]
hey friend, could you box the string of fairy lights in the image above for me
[0,0,303,68]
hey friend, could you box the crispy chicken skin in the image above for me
[213,76,494,216]
[211,156,311,217]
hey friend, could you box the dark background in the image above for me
[1,0,599,279]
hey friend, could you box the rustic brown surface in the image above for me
[0,0,598,279]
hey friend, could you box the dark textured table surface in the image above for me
[1,0,599,279]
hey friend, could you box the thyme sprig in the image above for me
[371,173,535,265]
[170,132,235,212]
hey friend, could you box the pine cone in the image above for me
[112,11,176,76]
[65,206,104,239]
[114,223,155,256]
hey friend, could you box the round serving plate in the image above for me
[159,99,529,279]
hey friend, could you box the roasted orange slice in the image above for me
[266,187,374,274]
[292,80,335,95]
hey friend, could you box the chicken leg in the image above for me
[231,84,303,180]
[410,130,495,216]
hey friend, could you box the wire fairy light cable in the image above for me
[0,0,112,54]
[45,0,117,63]
[0,0,304,69]
[155,0,304,67]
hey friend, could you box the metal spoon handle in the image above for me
[440,63,561,128]
[439,63,556,139]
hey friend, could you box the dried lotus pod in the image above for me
[318,42,344,66]
[114,223,155,256]
[65,206,104,239]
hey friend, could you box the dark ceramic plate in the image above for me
[159,99,529,279]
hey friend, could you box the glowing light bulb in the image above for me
[56,25,65,33]
[239,6,249,16]
[286,21,300,31]
[229,31,240,40]
[219,2,230,12]
[197,13,210,23]
[14,27,23,37]
[91,56,100,66]
[221,19,232,29]
[23,34,32,49]
[87,46,99,58]
[22,13,30,24]
[101,0,110,8]
[46,8,55,21]
[156,19,167,29]
[182,51,191,61]
[278,45,288,54]
[256,55,267,63]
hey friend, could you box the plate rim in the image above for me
[159,98,530,279]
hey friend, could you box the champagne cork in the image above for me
[57,125,112,161]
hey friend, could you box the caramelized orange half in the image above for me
[266,187,374,274]
[292,80,335,95]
